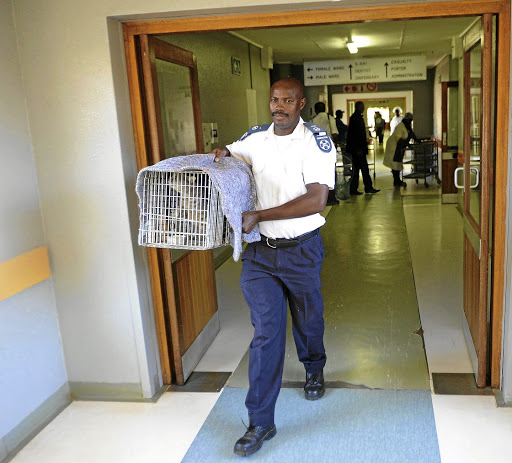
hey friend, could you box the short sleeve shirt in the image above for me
[310,112,338,138]
[226,117,336,239]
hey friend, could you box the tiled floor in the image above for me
[8,149,512,463]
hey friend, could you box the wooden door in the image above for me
[138,35,219,384]
[458,16,494,387]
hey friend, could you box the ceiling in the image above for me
[229,16,479,67]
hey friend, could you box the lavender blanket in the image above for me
[135,154,260,261]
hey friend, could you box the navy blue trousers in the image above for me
[240,232,327,427]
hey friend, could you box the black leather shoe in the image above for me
[304,370,325,400]
[233,424,277,456]
[365,188,380,194]
[350,191,363,196]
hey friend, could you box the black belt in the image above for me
[260,229,319,249]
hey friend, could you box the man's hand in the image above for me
[242,210,260,233]
[241,183,328,234]
[210,147,230,163]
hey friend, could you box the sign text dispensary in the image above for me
[303,56,427,86]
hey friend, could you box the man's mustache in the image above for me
[272,112,289,117]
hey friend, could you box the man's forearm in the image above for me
[242,183,329,233]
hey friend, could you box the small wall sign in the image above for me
[231,57,241,76]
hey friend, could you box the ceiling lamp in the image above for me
[347,40,358,54]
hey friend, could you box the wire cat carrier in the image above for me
[138,170,231,250]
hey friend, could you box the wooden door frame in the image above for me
[122,0,510,388]
[462,15,493,386]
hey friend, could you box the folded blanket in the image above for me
[135,154,260,261]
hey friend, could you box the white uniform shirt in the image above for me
[226,117,336,239]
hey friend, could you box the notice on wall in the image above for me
[342,83,379,93]
[303,56,426,86]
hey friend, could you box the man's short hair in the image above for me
[335,109,344,117]
[314,102,326,114]
[271,77,305,99]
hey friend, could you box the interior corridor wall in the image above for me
[0,0,68,456]
[157,32,271,149]
[501,7,512,404]
[433,55,451,142]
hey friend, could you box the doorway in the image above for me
[122,0,510,388]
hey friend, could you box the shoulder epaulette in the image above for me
[303,122,333,153]
[238,124,272,141]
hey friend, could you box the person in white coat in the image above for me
[384,113,417,187]
[389,107,403,135]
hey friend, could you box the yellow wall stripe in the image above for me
[0,247,51,302]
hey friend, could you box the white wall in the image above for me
[11,0,165,397]
[433,55,450,142]
[501,12,512,404]
[0,0,68,452]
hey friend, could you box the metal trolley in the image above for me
[402,139,441,188]
[335,142,352,200]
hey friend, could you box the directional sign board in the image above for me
[304,56,426,86]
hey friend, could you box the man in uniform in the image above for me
[211,77,335,457]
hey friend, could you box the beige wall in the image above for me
[0,0,68,452]
[433,55,450,142]
[158,32,271,148]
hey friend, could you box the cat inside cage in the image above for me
[140,170,229,249]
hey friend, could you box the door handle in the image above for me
[454,167,464,189]
[470,166,479,189]
[454,166,480,189]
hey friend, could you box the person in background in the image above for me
[383,112,417,188]
[311,101,338,140]
[211,78,335,457]
[389,107,403,135]
[374,111,386,145]
[347,101,380,195]
[335,109,348,143]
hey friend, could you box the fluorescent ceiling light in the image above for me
[347,41,358,54]
[352,36,371,48]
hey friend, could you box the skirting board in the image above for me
[442,193,458,204]
[493,389,512,408]
[1,383,70,463]
[69,382,168,403]
[461,311,479,382]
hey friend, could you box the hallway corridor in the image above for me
[8,161,512,463]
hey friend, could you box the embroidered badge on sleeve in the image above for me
[304,122,333,152]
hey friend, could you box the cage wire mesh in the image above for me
[139,170,232,249]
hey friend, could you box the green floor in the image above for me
[227,183,429,390]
